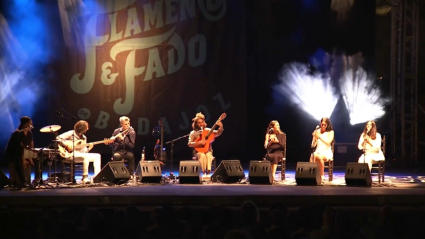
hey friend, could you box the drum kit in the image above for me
[27,124,64,187]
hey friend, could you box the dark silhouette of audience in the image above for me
[0,202,421,239]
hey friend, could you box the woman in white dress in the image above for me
[311,117,335,180]
[358,120,385,170]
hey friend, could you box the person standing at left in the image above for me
[4,116,34,187]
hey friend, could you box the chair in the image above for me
[310,140,334,182]
[61,156,85,181]
[278,133,286,180]
[324,141,335,182]
[371,135,386,183]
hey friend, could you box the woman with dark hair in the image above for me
[311,117,334,181]
[358,120,384,170]
[264,120,285,181]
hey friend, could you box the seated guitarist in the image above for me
[188,112,224,177]
[57,120,101,183]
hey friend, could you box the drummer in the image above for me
[4,116,34,188]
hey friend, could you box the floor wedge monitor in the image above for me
[135,160,162,183]
[295,162,321,186]
[179,160,202,184]
[211,160,245,183]
[249,160,272,184]
[345,163,372,187]
[94,161,131,184]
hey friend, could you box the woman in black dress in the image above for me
[264,120,286,181]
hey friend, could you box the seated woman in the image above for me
[357,120,385,170]
[264,120,286,181]
[311,117,334,181]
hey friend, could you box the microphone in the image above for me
[56,110,63,117]
[29,125,34,129]
[268,128,273,134]
[316,125,320,129]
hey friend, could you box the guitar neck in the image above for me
[75,140,105,149]
[205,123,219,138]
[203,113,226,138]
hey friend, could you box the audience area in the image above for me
[0,201,424,239]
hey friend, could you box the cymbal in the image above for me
[40,125,61,133]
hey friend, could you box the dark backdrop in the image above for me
[0,0,378,167]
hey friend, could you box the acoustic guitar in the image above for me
[58,139,109,158]
[194,113,226,153]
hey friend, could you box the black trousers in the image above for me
[8,156,25,186]
[113,151,135,175]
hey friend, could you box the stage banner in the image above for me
[56,0,246,158]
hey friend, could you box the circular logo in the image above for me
[78,108,91,119]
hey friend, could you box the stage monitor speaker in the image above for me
[345,163,371,187]
[211,160,245,183]
[0,170,10,189]
[94,161,131,184]
[179,160,202,184]
[249,160,272,184]
[295,162,321,186]
[135,160,162,183]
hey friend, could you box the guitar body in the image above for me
[193,112,226,154]
[58,139,84,158]
[57,139,107,158]
[58,144,73,158]
[194,130,216,154]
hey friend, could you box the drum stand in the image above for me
[31,151,52,188]
[46,157,60,185]
[47,137,61,185]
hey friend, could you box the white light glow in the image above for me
[275,63,339,121]
[339,67,387,125]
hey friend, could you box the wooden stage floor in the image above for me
[1,170,425,208]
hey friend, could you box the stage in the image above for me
[1,169,425,209]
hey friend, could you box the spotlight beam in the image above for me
[275,63,339,121]
[339,67,387,125]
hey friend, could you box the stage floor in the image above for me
[1,169,425,208]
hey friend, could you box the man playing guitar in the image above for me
[188,112,225,178]
[57,120,101,183]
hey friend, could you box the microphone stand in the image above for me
[363,134,368,165]
[58,108,77,184]
[51,131,60,186]
[165,134,190,180]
